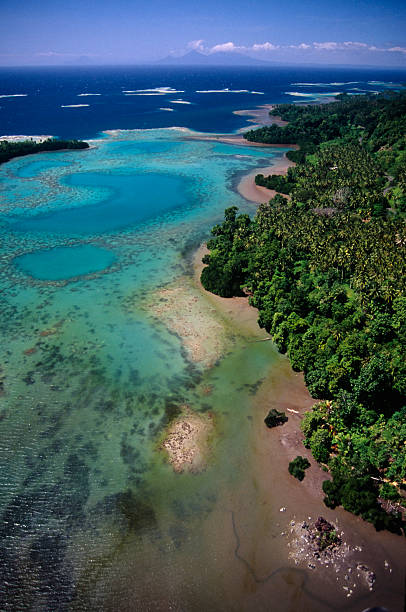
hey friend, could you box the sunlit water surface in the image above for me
[0,130,293,609]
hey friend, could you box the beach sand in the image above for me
[237,153,296,204]
[184,132,290,147]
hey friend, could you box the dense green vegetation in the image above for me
[0,138,89,165]
[202,92,406,533]
[255,171,295,195]
[288,456,311,481]
[264,408,288,428]
[245,92,406,193]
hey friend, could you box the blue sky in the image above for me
[0,0,405,66]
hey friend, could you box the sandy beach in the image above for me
[184,129,297,205]
[237,153,296,203]
[184,131,292,147]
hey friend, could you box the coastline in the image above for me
[184,131,292,147]
[233,104,297,204]
[233,104,289,131]
[183,104,298,206]
[2,92,405,610]
[184,102,405,609]
[192,243,406,611]
[237,152,295,203]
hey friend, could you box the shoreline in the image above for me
[192,244,406,610]
[183,102,297,205]
[237,152,295,203]
[233,104,289,131]
[2,97,405,610]
[184,131,293,148]
[192,243,270,339]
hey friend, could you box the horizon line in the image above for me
[1,62,406,70]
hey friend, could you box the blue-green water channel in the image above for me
[0,129,296,609]
[14,244,117,280]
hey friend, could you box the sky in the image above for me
[0,0,405,67]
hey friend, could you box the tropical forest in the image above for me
[0,138,89,165]
[201,92,406,533]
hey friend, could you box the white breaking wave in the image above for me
[170,99,192,104]
[329,82,360,86]
[122,87,184,94]
[195,88,260,94]
[284,92,316,97]
[78,93,101,97]
[285,92,341,97]
[291,82,359,87]
[159,107,175,111]
[124,93,165,96]
[367,81,402,88]
[0,94,28,98]
[61,104,90,108]
[290,83,325,87]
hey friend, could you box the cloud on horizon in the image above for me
[186,39,406,56]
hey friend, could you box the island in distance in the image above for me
[156,49,272,66]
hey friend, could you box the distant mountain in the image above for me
[156,50,271,66]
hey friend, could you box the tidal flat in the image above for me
[0,127,404,611]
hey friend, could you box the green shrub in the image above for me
[288,456,311,481]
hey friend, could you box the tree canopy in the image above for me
[202,92,406,533]
[0,138,89,165]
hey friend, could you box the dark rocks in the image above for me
[288,456,311,481]
[264,408,288,428]
[357,564,376,590]
[314,516,341,551]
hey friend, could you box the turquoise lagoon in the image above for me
[0,130,311,609]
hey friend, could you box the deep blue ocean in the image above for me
[1,64,406,138]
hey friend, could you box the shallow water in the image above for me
[14,244,117,280]
[0,129,290,609]
[1,128,404,612]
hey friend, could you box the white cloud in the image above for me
[313,42,340,50]
[289,43,311,50]
[203,41,280,54]
[209,42,241,53]
[187,40,205,52]
[388,46,406,53]
[343,41,369,48]
[185,39,406,57]
[252,42,279,51]
[312,41,406,53]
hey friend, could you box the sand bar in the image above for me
[233,104,289,130]
[237,153,296,203]
[160,405,214,473]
